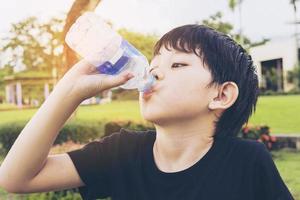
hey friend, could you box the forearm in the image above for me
[0,58,130,188]
[0,77,81,185]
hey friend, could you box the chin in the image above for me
[141,110,160,123]
[139,95,205,124]
[141,109,182,125]
[140,108,166,124]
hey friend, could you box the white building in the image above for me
[249,37,298,92]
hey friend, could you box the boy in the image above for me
[0,24,294,200]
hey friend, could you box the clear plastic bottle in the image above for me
[65,12,155,92]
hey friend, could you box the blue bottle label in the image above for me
[96,39,140,75]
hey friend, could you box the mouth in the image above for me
[142,89,155,99]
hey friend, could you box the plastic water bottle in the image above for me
[65,12,155,92]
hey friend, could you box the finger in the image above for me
[91,71,135,91]
[105,71,135,88]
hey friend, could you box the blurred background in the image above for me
[0,0,299,199]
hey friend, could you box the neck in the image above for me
[153,116,215,172]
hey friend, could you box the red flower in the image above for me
[267,142,272,149]
[270,136,277,142]
[243,127,249,134]
[261,134,270,141]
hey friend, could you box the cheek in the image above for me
[166,76,209,105]
[139,84,210,122]
[165,86,209,116]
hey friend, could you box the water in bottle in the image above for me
[65,12,155,92]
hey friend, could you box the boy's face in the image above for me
[139,46,216,125]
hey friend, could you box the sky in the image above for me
[0,0,299,43]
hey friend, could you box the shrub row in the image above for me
[0,120,104,154]
[0,120,154,154]
[259,89,300,96]
[0,120,273,154]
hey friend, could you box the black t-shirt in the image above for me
[67,128,294,200]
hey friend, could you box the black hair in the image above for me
[153,24,259,138]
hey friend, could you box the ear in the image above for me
[208,82,239,110]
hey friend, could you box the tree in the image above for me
[288,0,300,89]
[1,16,65,73]
[201,12,246,48]
[290,0,298,13]
[0,16,65,105]
[61,0,102,78]
[200,12,269,50]
[118,29,158,62]
[0,65,13,103]
[201,12,234,34]
[287,65,300,90]
[228,0,244,45]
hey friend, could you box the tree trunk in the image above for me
[61,0,102,77]
[61,0,102,119]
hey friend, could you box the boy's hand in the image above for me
[58,59,134,103]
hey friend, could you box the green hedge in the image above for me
[0,120,154,154]
[58,120,104,144]
[18,189,81,200]
[2,119,278,155]
[1,188,111,200]
[0,120,104,154]
[259,89,300,96]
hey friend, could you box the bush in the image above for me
[57,120,104,144]
[237,124,277,150]
[2,188,83,200]
[0,119,155,154]
[24,189,82,200]
[0,121,26,154]
[259,89,300,96]
[0,120,105,154]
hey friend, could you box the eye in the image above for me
[171,63,188,68]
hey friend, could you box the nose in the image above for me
[149,67,164,81]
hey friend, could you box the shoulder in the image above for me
[223,137,268,160]
[100,128,155,152]
[99,127,153,141]
[107,127,154,143]
[230,137,266,149]
[119,127,153,138]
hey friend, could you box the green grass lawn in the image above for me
[1,95,300,134]
[74,100,145,123]
[249,95,300,134]
[0,103,18,111]
[0,100,145,126]
[272,149,300,199]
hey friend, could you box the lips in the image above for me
[142,89,155,99]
